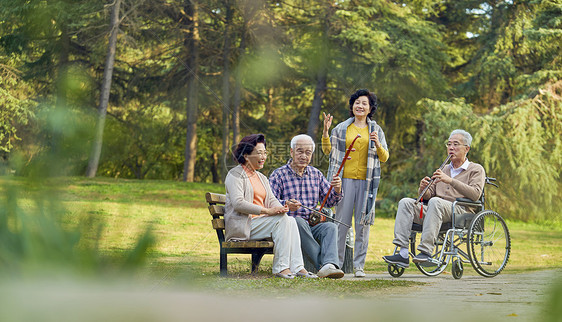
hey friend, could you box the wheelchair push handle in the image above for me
[486,177,499,188]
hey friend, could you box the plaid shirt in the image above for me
[269,160,343,220]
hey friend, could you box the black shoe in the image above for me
[412,252,431,263]
[382,254,409,268]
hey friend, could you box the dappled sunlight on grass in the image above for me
[0,176,560,322]
[57,178,562,279]
[5,176,561,283]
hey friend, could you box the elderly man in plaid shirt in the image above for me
[269,134,345,279]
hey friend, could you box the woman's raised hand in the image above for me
[323,112,333,138]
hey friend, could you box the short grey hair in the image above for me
[449,129,473,147]
[290,134,315,152]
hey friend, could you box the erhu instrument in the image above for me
[306,133,360,228]
[318,134,361,211]
[415,154,452,203]
[297,204,351,228]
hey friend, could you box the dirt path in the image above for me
[0,270,557,322]
[342,269,560,322]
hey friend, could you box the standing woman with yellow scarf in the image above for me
[322,89,389,277]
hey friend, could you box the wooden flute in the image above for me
[415,154,452,203]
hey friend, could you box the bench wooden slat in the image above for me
[206,192,226,204]
[208,205,224,217]
[206,192,273,276]
[212,218,225,230]
[222,240,274,248]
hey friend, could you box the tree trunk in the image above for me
[182,0,200,182]
[86,0,122,178]
[307,74,326,140]
[232,74,241,146]
[306,4,331,141]
[232,25,246,146]
[52,23,70,174]
[211,152,219,183]
[56,25,69,109]
[221,0,233,182]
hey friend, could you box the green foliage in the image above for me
[98,102,185,180]
[399,81,562,222]
[0,176,155,277]
[0,0,560,223]
[477,83,562,221]
[0,77,35,153]
[376,0,562,222]
[0,99,156,276]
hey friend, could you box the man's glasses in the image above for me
[445,142,468,148]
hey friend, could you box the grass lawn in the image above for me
[3,176,561,295]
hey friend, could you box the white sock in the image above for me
[399,247,409,259]
[321,263,335,270]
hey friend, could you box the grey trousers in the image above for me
[294,216,340,270]
[335,178,369,270]
[392,197,465,255]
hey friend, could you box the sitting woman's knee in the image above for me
[274,213,291,227]
[280,214,298,229]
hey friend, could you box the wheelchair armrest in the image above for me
[456,197,474,203]
[454,197,482,207]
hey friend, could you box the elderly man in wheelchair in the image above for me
[383,129,510,279]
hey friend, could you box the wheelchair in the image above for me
[387,177,511,279]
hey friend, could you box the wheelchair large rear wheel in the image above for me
[411,232,450,276]
[468,210,510,277]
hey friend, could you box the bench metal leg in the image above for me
[251,250,267,274]
[220,251,228,277]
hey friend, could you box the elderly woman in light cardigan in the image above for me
[224,134,316,279]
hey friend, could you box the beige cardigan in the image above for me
[224,165,282,241]
[420,161,486,213]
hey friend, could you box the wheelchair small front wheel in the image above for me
[387,264,405,277]
[452,259,463,279]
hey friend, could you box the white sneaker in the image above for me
[317,264,344,279]
[354,268,366,278]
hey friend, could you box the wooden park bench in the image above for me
[206,192,353,276]
[205,192,273,276]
